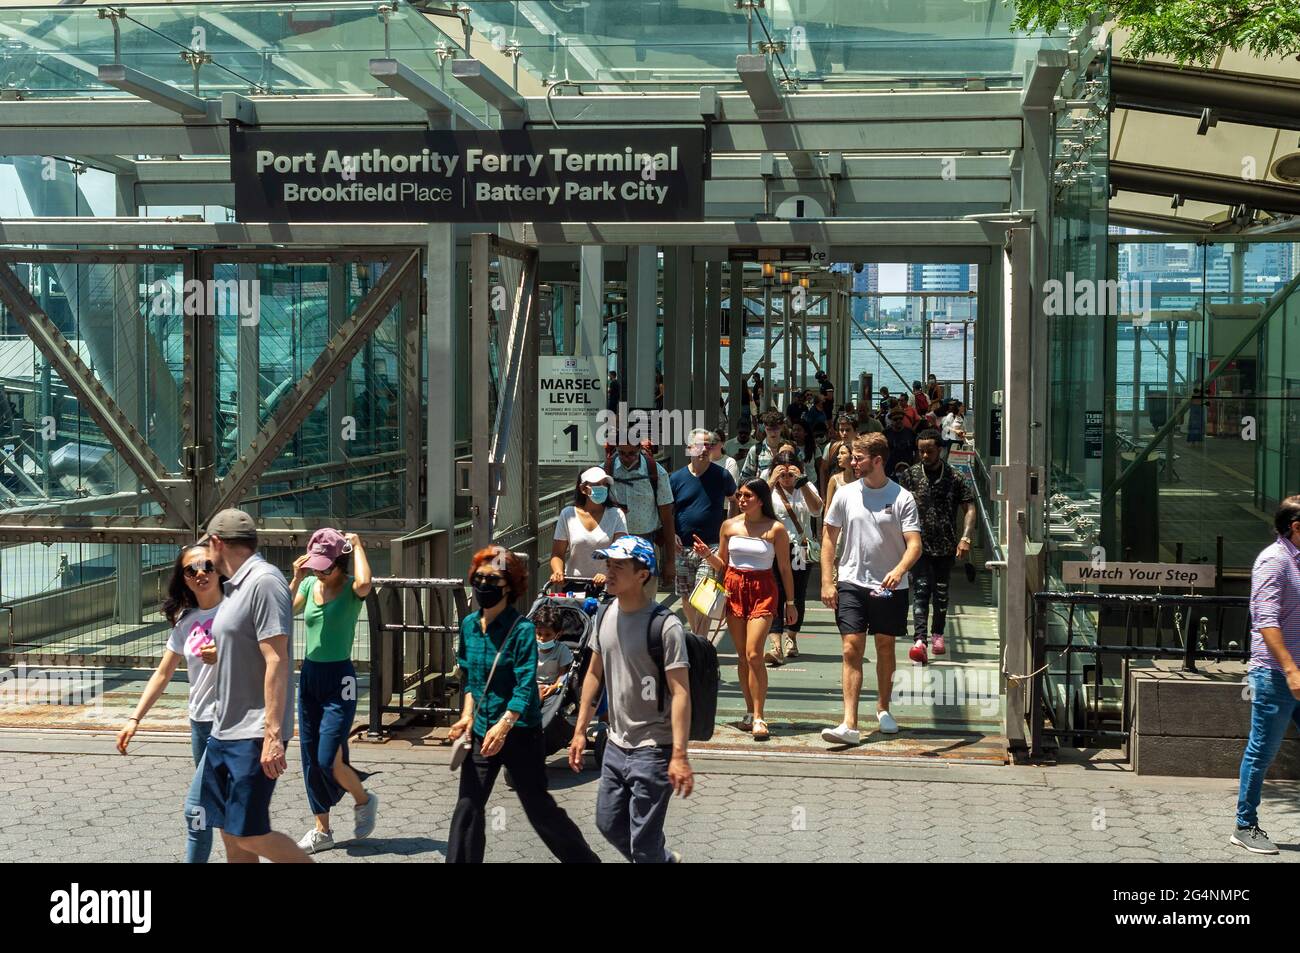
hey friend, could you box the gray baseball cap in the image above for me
[198,508,257,544]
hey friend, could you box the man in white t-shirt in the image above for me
[819,433,922,746]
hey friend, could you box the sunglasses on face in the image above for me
[471,573,506,587]
[184,561,215,578]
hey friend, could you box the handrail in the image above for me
[1105,268,1300,504]
[970,448,1004,569]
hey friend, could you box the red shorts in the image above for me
[724,567,779,620]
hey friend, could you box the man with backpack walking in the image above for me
[570,535,712,863]
[608,441,675,594]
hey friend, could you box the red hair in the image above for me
[468,546,528,600]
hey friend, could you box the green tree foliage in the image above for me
[1008,1,1300,65]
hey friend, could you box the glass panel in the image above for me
[464,0,1065,91]
[1103,238,1300,569]
[213,259,407,522]
[0,1,493,118]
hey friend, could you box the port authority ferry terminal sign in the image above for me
[232,128,706,222]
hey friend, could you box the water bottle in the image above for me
[583,596,599,616]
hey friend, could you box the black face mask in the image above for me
[473,582,506,609]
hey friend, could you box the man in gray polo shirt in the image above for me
[198,508,310,863]
[568,535,693,863]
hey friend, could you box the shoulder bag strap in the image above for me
[774,482,808,545]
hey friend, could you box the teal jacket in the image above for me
[457,606,541,737]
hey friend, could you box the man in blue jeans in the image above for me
[1233,495,1300,855]
[568,536,693,863]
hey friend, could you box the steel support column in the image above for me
[427,226,457,576]
[728,261,745,428]
[627,245,658,410]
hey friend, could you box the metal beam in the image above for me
[523,220,1009,247]
[369,59,486,129]
[97,65,207,117]
[451,58,525,127]
[212,249,422,514]
[0,89,1024,157]
[0,262,189,522]
[1113,58,1300,133]
[1020,49,1070,110]
[1112,161,1300,216]
[709,155,1012,180]
[736,53,784,113]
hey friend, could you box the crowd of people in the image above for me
[110,371,981,865]
[545,371,979,749]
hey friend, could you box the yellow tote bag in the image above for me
[689,574,727,620]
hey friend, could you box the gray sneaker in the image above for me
[1230,825,1278,855]
[298,828,335,854]
[353,791,379,840]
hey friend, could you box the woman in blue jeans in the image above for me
[116,544,224,862]
[290,528,378,854]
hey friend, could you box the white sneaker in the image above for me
[821,722,861,746]
[877,711,900,734]
[353,790,379,840]
[297,828,335,854]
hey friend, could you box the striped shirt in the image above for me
[1248,536,1300,672]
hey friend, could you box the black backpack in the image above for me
[595,602,719,742]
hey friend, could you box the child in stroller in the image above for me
[527,578,609,768]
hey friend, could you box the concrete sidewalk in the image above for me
[1,728,1295,863]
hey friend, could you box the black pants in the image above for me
[447,726,599,864]
[772,545,810,635]
[912,553,955,640]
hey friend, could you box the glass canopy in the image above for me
[460,0,1065,90]
[0,0,1066,109]
[0,1,496,120]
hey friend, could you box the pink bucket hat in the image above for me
[303,527,350,571]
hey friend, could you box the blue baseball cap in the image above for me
[592,535,657,575]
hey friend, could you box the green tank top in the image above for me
[299,576,364,663]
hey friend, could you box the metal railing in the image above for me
[1029,591,1250,756]
[364,576,469,739]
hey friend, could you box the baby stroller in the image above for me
[527,577,609,769]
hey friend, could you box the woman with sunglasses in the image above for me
[448,546,599,863]
[289,528,377,854]
[692,479,797,741]
[116,544,224,863]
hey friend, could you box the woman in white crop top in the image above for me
[694,478,796,742]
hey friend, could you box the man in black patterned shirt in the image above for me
[898,429,976,665]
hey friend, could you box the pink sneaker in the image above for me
[908,638,928,665]
[932,634,946,655]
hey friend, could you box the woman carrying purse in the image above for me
[768,451,822,662]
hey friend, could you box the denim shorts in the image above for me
[200,736,277,838]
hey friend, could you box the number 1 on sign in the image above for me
[562,423,578,453]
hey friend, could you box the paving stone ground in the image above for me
[1,730,1298,863]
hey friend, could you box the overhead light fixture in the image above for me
[1270,152,1300,184]
[799,275,810,289]
[779,268,792,285]
[762,262,775,280]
